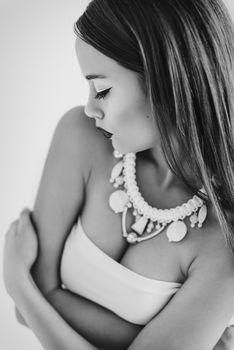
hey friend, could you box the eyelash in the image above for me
[95,88,112,100]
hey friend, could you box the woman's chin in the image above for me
[111,136,126,154]
[112,136,146,155]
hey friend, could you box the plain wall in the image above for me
[0,1,89,349]
[0,0,234,349]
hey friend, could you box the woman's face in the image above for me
[75,37,159,154]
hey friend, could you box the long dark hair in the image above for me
[75,0,234,251]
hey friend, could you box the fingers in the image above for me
[5,220,18,239]
[20,210,30,223]
[10,220,18,230]
[5,207,31,238]
[19,207,32,224]
[18,207,32,231]
[20,207,31,217]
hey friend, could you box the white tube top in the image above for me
[60,217,234,326]
[60,217,182,325]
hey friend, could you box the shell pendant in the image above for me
[166,221,188,242]
[109,190,129,213]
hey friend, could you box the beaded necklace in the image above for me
[109,150,207,244]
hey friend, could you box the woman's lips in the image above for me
[96,127,113,139]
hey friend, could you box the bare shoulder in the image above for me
[58,105,95,137]
[187,213,234,278]
[176,210,234,282]
[31,106,112,293]
[130,232,234,350]
[128,219,234,350]
[57,105,112,183]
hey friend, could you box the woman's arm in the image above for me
[15,291,142,349]
[6,209,234,350]
[4,210,140,350]
[14,272,98,350]
[16,290,142,349]
[16,106,142,349]
[46,288,142,349]
[3,211,98,350]
[127,233,234,350]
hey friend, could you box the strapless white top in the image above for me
[60,217,234,326]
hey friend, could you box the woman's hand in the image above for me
[3,208,38,299]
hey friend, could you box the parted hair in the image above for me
[75,0,234,251]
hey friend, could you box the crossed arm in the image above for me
[13,212,234,350]
[13,107,234,350]
[16,280,142,349]
[15,108,142,349]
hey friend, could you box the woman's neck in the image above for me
[138,147,179,190]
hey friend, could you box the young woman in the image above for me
[3,0,234,349]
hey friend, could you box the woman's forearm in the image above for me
[17,265,141,349]
[14,272,98,350]
[45,287,142,350]
[15,285,142,350]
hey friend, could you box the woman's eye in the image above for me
[95,88,112,100]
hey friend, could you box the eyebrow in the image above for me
[85,74,108,80]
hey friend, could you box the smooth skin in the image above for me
[3,209,98,350]
[15,109,144,350]
[3,37,234,350]
[4,110,234,350]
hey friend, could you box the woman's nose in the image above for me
[84,98,104,120]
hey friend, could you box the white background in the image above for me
[0,1,89,349]
[0,0,234,349]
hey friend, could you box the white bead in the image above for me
[135,197,144,205]
[184,204,192,215]
[171,208,177,221]
[125,168,134,175]
[116,176,124,185]
[132,193,141,201]
[194,195,203,206]
[188,199,195,210]
[157,209,163,222]
[127,180,136,187]
[190,213,198,227]
[113,150,123,158]
[178,206,186,219]
[127,232,138,244]
[148,221,154,229]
